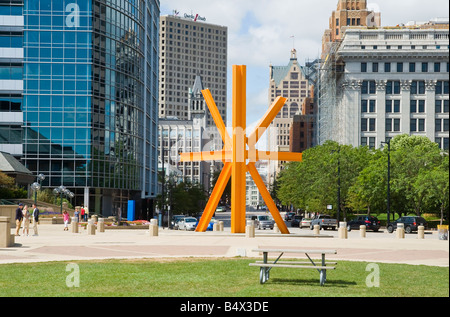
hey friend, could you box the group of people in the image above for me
[15,203,90,234]
[14,203,39,236]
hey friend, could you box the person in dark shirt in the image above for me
[15,203,24,236]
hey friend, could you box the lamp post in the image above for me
[31,173,45,206]
[53,185,74,214]
[381,140,391,225]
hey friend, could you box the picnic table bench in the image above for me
[249,249,337,286]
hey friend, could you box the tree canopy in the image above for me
[276,135,449,223]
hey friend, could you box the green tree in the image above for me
[389,135,443,216]
[277,141,373,217]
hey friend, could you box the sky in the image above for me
[159,0,449,128]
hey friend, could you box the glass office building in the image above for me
[18,0,160,217]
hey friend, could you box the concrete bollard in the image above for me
[338,222,348,239]
[87,219,96,235]
[71,217,79,233]
[273,223,280,233]
[418,225,425,239]
[98,218,105,233]
[0,216,14,248]
[149,219,158,236]
[213,221,219,232]
[313,224,320,235]
[360,225,366,238]
[246,220,255,238]
[219,221,224,232]
[396,223,405,239]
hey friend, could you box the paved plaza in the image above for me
[1,220,448,267]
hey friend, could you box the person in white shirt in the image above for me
[32,203,39,236]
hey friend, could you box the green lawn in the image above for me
[0,258,448,297]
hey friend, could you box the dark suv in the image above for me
[347,215,380,232]
[387,216,428,234]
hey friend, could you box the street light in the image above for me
[381,140,391,225]
[53,185,74,214]
[31,173,45,206]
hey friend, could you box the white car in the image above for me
[178,217,198,231]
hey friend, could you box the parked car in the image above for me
[195,218,216,231]
[216,206,227,212]
[387,216,428,234]
[251,215,274,230]
[291,215,302,227]
[177,217,198,231]
[300,218,313,228]
[310,214,338,230]
[284,212,295,221]
[171,215,185,230]
[347,215,380,232]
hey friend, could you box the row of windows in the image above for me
[0,95,22,112]
[361,62,449,73]
[360,137,450,151]
[362,99,450,114]
[361,80,449,95]
[0,64,22,80]
[0,4,23,16]
[0,34,23,48]
[362,118,449,133]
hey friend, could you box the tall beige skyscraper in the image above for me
[159,14,228,127]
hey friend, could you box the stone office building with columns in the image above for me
[320,24,449,150]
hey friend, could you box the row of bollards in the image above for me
[66,217,430,240]
[71,217,105,235]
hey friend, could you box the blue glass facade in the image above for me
[20,0,159,217]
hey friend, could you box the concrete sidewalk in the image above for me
[1,224,448,267]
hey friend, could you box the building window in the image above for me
[411,81,425,95]
[361,62,367,73]
[410,100,425,113]
[361,118,368,131]
[369,118,376,131]
[386,81,400,95]
[369,137,376,149]
[422,62,428,72]
[434,62,441,72]
[435,81,449,95]
[372,62,379,73]
[361,137,367,146]
[411,118,425,132]
[409,62,416,73]
[397,62,403,73]
[386,118,400,132]
[361,100,376,113]
[384,62,391,73]
[386,100,401,113]
[362,80,376,94]
[435,119,442,132]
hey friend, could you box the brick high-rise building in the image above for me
[322,0,381,59]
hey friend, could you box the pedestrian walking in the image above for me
[22,205,30,236]
[15,203,24,236]
[32,203,39,236]
[81,205,85,222]
[63,210,70,231]
[85,205,89,220]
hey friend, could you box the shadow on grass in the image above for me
[268,278,356,287]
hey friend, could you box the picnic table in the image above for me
[249,249,337,286]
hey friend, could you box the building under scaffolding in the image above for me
[317,41,345,145]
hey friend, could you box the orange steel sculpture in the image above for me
[180,65,303,234]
